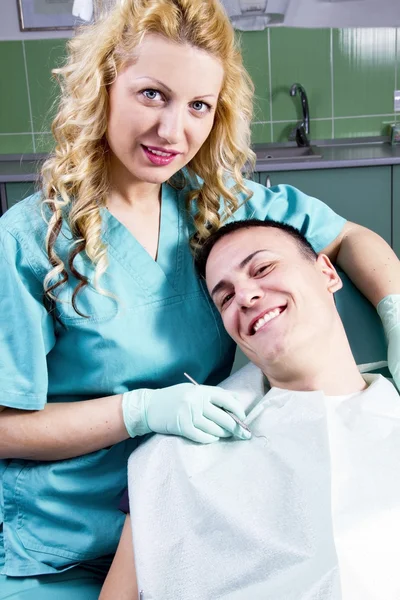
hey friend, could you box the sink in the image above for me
[256,146,323,161]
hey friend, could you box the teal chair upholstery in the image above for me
[335,268,388,374]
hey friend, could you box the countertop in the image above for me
[0,154,46,183]
[253,137,400,172]
[2,138,400,182]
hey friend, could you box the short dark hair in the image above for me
[195,219,318,278]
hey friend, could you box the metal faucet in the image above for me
[289,83,310,147]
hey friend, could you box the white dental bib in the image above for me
[128,363,400,600]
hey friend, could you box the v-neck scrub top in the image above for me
[0,177,346,577]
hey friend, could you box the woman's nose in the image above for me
[157,106,184,145]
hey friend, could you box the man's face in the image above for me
[205,227,342,369]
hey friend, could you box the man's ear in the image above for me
[316,254,342,293]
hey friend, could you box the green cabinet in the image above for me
[1,182,36,215]
[393,166,400,257]
[6,182,36,210]
[257,166,392,247]
[0,167,397,258]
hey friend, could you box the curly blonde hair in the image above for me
[41,0,255,315]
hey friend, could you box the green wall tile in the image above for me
[272,119,332,143]
[269,28,332,122]
[25,39,68,134]
[239,30,270,122]
[334,115,395,138]
[251,122,272,144]
[35,133,55,153]
[0,42,31,134]
[2,27,399,152]
[333,29,396,117]
[0,135,34,154]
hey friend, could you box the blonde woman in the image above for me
[0,0,399,597]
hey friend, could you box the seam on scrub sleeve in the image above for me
[0,390,47,411]
[284,185,347,253]
[0,223,48,286]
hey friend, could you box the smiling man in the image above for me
[200,219,368,395]
[124,220,400,600]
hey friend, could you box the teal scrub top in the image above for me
[0,176,346,576]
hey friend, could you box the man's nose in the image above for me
[157,105,184,145]
[235,285,262,309]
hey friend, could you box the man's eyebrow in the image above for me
[238,249,269,269]
[134,76,217,99]
[210,279,229,299]
[210,249,269,298]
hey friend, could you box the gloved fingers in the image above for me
[191,410,233,439]
[377,295,400,334]
[184,428,221,444]
[178,411,221,443]
[203,403,247,438]
[206,387,246,422]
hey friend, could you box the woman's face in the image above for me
[107,34,224,187]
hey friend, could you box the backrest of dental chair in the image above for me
[335,268,387,372]
[231,267,389,376]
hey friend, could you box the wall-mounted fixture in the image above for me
[221,0,400,28]
[222,0,290,29]
[289,83,310,148]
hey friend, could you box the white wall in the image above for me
[0,0,73,41]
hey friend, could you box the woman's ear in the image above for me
[316,253,343,293]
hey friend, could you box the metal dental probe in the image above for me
[183,372,252,435]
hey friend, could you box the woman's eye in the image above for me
[142,89,162,101]
[190,100,211,113]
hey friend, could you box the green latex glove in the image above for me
[377,294,400,391]
[122,383,252,444]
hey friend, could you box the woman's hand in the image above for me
[377,295,400,391]
[122,383,251,443]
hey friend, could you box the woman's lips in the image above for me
[141,145,180,166]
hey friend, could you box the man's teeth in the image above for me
[253,308,281,333]
[146,147,172,157]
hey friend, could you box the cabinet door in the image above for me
[258,166,392,246]
[393,165,400,258]
[5,182,36,212]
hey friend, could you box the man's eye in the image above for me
[190,100,211,113]
[142,89,162,101]
[254,265,270,276]
[221,292,234,308]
